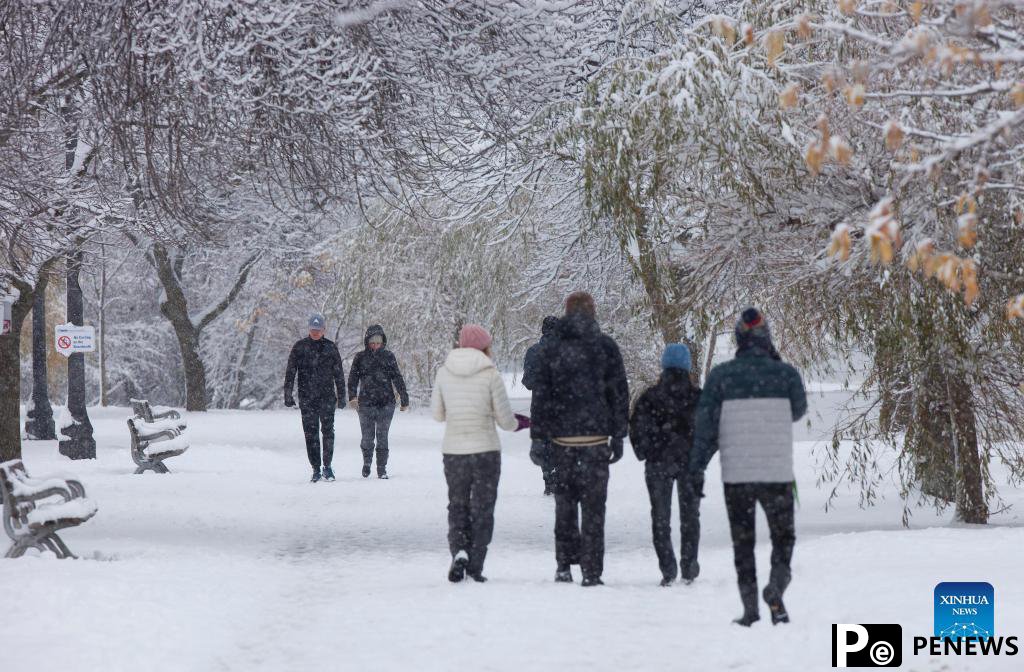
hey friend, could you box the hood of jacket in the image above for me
[364,324,387,349]
[556,313,600,340]
[443,347,496,377]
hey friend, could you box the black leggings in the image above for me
[724,482,795,601]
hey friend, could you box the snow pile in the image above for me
[24,498,98,526]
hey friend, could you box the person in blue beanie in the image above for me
[628,343,703,586]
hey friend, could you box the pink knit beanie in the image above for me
[458,324,492,352]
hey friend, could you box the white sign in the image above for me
[1,296,11,336]
[55,323,96,357]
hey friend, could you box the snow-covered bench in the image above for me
[0,460,97,559]
[130,398,187,433]
[127,418,189,474]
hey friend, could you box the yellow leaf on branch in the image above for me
[844,83,865,109]
[805,141,825,176]
[1008,295,1024,321]
[883,120,904,152]
[830,137,853,166]
[958,214,978,248]
[796,14,813,40]
[766,31,785,67]
[907,239,934,273]
[779,83,800,109]
[961,259,979,306]
[827,224,853,261]
[838,0,857,16]
[1012,82,1024,109]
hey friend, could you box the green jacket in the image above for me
[689,346,807,482]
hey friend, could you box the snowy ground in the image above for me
[3,390,1023,672]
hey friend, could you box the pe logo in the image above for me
[934,582,994,639]
[833,624,902,667]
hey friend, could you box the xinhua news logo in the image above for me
[911,582,1019,658]
[832,624,902,667]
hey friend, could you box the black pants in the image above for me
[300,402,335,470]
[552,445,610,580]
[443,451,501,575]
[359,404,395,473]
[724,482,795,608]
[645,462,702,581]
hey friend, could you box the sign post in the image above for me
[54,323,96,357]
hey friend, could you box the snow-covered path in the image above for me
[2,401,1023,672]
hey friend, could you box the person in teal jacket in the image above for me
[690,308,807,626]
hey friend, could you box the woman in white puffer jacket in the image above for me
[431,324,519,583]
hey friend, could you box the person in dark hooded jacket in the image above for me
[629,343,703,586]
[522,315,558,495]
[529,291,629,586]
[348,325,409,479]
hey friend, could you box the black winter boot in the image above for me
[763,585,790,624]
[732,585,760,626]
[555,564,573,583]
[361,464,371,478]
[448,550,469,583]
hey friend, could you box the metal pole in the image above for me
[58,250,96,459]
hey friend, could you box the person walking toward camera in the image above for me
[284,313,346,483]
[348,325,409,479]
[529,291,629,587]
[431,324,519,583]
[629,343,703,587]
[690,308,807,626]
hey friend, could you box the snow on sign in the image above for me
[54,323,96,357]
[1,295,11,335]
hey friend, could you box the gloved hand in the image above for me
[337,399,346,410]
[609,437,624,464]
[514,413,531,432]
[529,439,550,468]
[400,405,409,412]
[284,394,295,408]
[348,398,359,410]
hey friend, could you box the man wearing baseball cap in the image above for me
[284,312,346,482]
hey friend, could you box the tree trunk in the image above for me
[59,249,96,459]
[0,291,33,462]
[946,371,987,524]
[25,277,56,439]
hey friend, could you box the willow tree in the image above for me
[563,0,1024,523]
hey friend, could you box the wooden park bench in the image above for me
[130,398,187,433]
[1,460,97,559]
[127,418,189,474]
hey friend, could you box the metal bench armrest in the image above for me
[136,428,179,443]
[151,409,182,421]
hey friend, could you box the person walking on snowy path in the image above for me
[629,343,703,587]
[431,324,519,583]
[522,315,558,495]
[689,308,807,626]
[284,313,346,483]
[529,291,629,587]
[348,325,409,479]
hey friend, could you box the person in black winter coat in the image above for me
[629,343,703,586]
[347,325,409,479]
[529,291,630,586]
[284,313,346,482]
[522,315,558,495]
